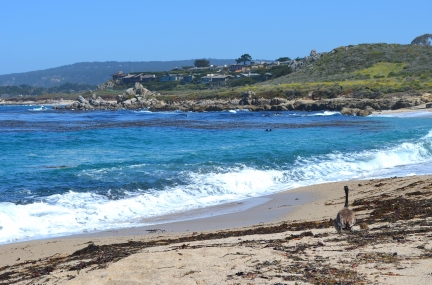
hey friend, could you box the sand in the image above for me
[371,103,432,115]
[1,175,432,284]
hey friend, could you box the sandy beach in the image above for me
[1,175,431,284]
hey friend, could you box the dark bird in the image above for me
[334,186,356,234]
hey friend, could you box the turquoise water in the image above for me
[1,105,432,243]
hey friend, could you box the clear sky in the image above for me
[1,0,431,75]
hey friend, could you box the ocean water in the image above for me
[1,105,432,244]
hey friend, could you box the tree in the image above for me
[194,59,210,67]
[276,57,291,62]
[236,54,252,65]
[269,65,292,78]
[411,34,432,46]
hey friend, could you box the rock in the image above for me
[340,107,373,116]
[77,96,88,104]
[421,93,432,102]
[123,99,132,106]
[270,98,288,105]
[205,105,224,111]
[133,82,149,96]
[116,94,127,103]
[239,90,255,105]
[391,99,413,109]
[125,88,135,96]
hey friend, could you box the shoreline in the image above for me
[0,188,319,266]
[2,94,430,116]
[1,174,432,284]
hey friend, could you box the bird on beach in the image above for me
[334,186,356,234]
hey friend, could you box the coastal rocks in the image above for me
[252,97,271,105]
[77,96,88,104]
[97,80,115,90]
[125,88,135,96]
[421,93,432,102]
[239,90,255,105]
[340,107,373,116]
[282,50,327,71]
[57,87,423,116]
[270,98,288,105]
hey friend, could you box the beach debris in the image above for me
[145,229,166,234]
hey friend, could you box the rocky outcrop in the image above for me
[55,89,423,116]
[421,93,432,103]
[340,107,374,116]
[55,83,160,111]
[97,80,115,90]
[281,50,327,71]
[239,90,255,105]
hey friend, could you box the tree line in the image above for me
[0,82,96,96]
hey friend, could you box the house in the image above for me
[264,61,280,67]
[200,74,233,83]
[239,72,260,78]
[111,71,125,81]
[160,73,183,82]
[182,74,195,83]
[229,64,244,72]
[209,65,226,71]
[188,67,208,73]
[122,73,156,84]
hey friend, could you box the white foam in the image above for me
[28,106,48,111]
[312,111,340,116]
[287,111,340,117]
[134,109,152,113]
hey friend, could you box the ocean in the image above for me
[1,105,432,244]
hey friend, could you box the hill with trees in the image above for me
[257,43,432,99]
[0,59,235,88]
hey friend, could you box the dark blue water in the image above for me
[1,105,432,243]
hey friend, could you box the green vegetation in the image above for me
[236,54,252,65]
[263,43,432,99]
[411,33,432,46]
[194,59,210,67]
[0,82,95,97]
[276,57,291,62]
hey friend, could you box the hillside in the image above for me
[0,59,236,88]
[256,43,432,98]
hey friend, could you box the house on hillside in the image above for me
[122,73,156,84]
[182,75,195,84]
[229,64,244,72]
[160,73,183,82]
[239,72,260,78]
[209,65,226,72]
[111,71,125,81]
[188,67,208,73]
[200,74,233,83]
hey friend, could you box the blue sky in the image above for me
[1,0,430,75]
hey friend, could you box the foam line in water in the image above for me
[28,106,48,111]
